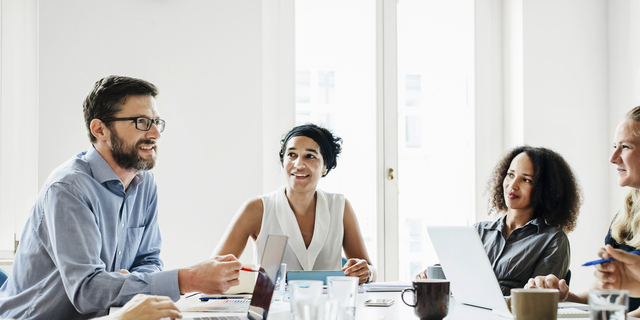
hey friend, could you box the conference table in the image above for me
[173,291,516,320]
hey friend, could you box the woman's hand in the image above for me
[342,258,370,284]
[595,245,640,296]
[525,274,570,301]
[110,294,181,320]
[415,269,428,279]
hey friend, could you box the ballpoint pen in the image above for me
[582,250,640,266]
[199,296,246,301]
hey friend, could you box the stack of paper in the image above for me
[362,281,412,292]
[557,308,589,318]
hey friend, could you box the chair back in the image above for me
[0,268,7,287]
[564,269,571,286]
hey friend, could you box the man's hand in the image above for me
[525,274,570,301]
[342,259,370,284]
[110,294,181,320]
[595,245,640,296]
[178,254,242,294]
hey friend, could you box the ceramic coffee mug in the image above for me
[401,279,450,320]
[510,288,559,320]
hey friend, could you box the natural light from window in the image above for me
[294,0,378,266]
[397,0,475,280]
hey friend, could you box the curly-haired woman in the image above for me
[213,124,374,284]
[419,146,582,295]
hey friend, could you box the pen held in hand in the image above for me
[241,267,259,272]
[582,250,640,267]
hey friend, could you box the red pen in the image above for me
[241,267,259,272]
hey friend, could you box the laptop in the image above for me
[183,234,288,320]
[426,226,513,318]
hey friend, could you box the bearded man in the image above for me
[0,76,241,320]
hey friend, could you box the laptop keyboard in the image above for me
[182,299,250,313]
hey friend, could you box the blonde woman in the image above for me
[527,106,640,315]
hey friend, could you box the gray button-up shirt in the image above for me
[475,215,570,296]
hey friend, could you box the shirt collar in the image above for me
[84,145,144,187]
[526,215,547,232]
[490,214,546,233]
[485,215,504,231]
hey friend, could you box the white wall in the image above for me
[519,0,609,293]
[0,0,38,255]
[474,0,505,219]
[609,0,640,217]
[36,0,264,269]
[262,0,295,195]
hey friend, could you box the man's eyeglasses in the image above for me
[102,116,166,133]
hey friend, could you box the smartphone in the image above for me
[364,299,395,307]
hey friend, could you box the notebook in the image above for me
[183,234,288,320]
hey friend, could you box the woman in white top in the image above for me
[213,124,374,284]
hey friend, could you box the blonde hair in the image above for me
[611,189,640,247]
[611,106,640,247]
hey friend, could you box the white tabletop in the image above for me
[174,291,508,320]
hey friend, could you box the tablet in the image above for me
[286,270,345,285]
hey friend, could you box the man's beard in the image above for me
[110,131,157,171]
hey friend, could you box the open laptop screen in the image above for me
[247,235,288,320]
[426,226,512,318]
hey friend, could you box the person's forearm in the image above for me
[93,315,118,320]
[629,307,640,318]
[566,291,588,304]
[178,267,196,294]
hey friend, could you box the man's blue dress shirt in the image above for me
[0,146,180,320]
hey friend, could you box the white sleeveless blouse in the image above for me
[253,185,345,271]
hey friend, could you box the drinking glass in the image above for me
[588,290,629,320]
[327,276,358,320]
[289,280,323,320]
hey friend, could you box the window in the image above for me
[296,70,311,104]
[405,74,421,107]
[396,0,474,281]
[294,0,476,281]
[318,71,335,105]
[405,116,422,148]
[295,0,378,265]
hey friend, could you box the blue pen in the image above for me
[582,250,640,267]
